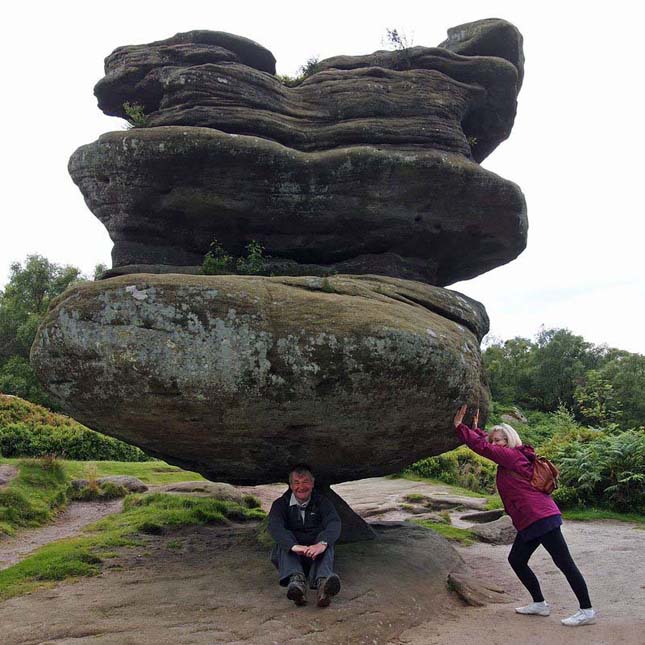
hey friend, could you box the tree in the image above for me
[0,255,83,404]
[598,352,645,429]
[529,328,602,411]
[574,369,622,427]
[483,336,534,404]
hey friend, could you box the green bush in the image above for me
[202,239,266,276]
[406,446,497,495]
[0,395,152,461]
[122,102,147,128]
[0,422,152,461]
[202,240,234,275]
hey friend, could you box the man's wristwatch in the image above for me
[320,541,328,546]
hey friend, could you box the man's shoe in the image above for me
[286,574,307,606]
[561,608,597,626]
[515,601,550,616]
[316,574,341,608]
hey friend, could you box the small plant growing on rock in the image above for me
[236,241,266,275]
[202,240,234,275]
[385,28,414,69]
[277,55,321,87]
[123,102,148,128]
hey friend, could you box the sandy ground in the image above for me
[394,519,644,645]
[0,477,643,644]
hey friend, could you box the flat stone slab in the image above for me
[156,481,246,503]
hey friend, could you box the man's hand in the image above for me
[453,404,468,428]
[304,543,328,559]
[291,544,309,555]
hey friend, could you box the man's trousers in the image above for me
[270,544,335,589]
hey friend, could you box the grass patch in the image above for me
[0,458,68,536]
[484,495,504,510]
[0,492,265,600]
[403,493,428,503]
[60,460,206,485]
[413,519,476,545]
[68,482,128,502]
[562,508,645,523]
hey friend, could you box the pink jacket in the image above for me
[455,423,561,531]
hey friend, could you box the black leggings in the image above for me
[508,527,591,609]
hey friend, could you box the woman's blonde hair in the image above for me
[489,423,523,448]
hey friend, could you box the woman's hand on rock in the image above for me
[453,404,468,428]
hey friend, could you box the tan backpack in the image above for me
[509,456,560,494]
[531,456,560,494]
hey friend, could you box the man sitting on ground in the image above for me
[267,464,342,607]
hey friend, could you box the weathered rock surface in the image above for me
[156,480,246,502]
[69,127,527,285]
[448,571,510,606]
[70,475,148,493]
[31,274,489,485]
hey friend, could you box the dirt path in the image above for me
[0,464,19,487]
[0,499,123,570]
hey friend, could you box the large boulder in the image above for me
[69,127,526,285]
[31,274,489,485]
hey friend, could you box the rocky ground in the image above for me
[0,477,642,644]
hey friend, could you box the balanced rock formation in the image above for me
[34,19,527,538]
[70,19,527,284]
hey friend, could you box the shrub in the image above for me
[202,240,266,276]
[235,241,266,275]
[406,446,496,495]
[553,429,645,512]
[202,240,234,275]
[0,395,152,461]
[277,56,321,87]
[0,422,152,461]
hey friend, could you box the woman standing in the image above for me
[453,404,597,626]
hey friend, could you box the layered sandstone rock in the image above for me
[69,127,526,285]
[69,19,526,282]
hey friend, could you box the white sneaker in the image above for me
[561,608,597,626]
[515,601,550,616]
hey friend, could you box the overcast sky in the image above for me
[2,1,643,353]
